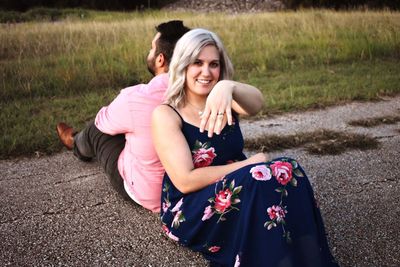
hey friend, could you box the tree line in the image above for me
[0,0,398,11]
[282,0,399,10]
[0,0,169,11]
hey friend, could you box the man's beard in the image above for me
[147,56,156,76]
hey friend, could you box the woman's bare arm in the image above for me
[152,105,267,194]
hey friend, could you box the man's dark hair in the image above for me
[155,20,190,65]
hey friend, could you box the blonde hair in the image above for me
[165,28,234,108]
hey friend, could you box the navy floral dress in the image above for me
[160,108,339,267]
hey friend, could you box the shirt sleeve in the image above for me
[94,74,168,136]
[94,88,134,135]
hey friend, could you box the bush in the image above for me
[23,7,63,21]
[0,8,90,23]
[0,10,23,23]
[282,0,400,10]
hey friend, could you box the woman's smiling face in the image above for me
[185,45,221,97]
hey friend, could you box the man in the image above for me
[57,21,254,213]
[56,21,190,212]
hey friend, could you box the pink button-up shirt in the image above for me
[95,74,168,212]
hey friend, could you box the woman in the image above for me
[152,29,338,267]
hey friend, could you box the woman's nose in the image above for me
[201,64,211,75]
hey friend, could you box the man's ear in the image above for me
[156,53,166,68]
[155,53,168,74]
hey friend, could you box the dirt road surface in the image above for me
[1,96,399,266]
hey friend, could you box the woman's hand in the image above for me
[199,80,264,138]
[199,80,234,137]
[246,153,269,165]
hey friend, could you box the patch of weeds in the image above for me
[305,133,379,155]
[245,129,379,155]
[245,132,306,152]
[348,115,400,127]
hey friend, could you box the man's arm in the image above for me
[95,88,134,135]
[95,75,168,135]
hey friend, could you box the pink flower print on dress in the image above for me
[202,205,215,221]
[167,231,179,241]
[270,161,293,185]
[170,198,185,229]
[214,188,233,213]
[207,179,242,223]
[234,254,241,267]
[267,205,287,222]
[171,197,184,212]
[250,165,272,181]
[172,210,185,229]
[162,200,171,213]
[162,224,179,242]
[208,246,221,253]
[162,224,169,233]
[192,141,217,168]
[267,205,287,223]
[193,147,216,168]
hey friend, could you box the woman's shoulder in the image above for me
[152,104,183,127]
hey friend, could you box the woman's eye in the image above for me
[193,60,202,66]
[210,62,220,68]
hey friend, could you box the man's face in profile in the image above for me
[146,32,161,76]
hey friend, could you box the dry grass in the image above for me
[244,129,379,155]
[1,9,399,158]
[347,115,400,127]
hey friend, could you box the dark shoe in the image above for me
[56,122,75,150]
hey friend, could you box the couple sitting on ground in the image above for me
[57,20,339,267]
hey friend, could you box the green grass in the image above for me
[0,90,117,157]
[247,59,400,113]
[0,9,399,159]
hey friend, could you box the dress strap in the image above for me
[162,104,184,123]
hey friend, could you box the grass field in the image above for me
[1,9,399,159]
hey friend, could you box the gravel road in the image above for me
[1,96,399,267]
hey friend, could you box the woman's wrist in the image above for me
[218,80,234,95]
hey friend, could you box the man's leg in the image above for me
[73,121,130,200]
